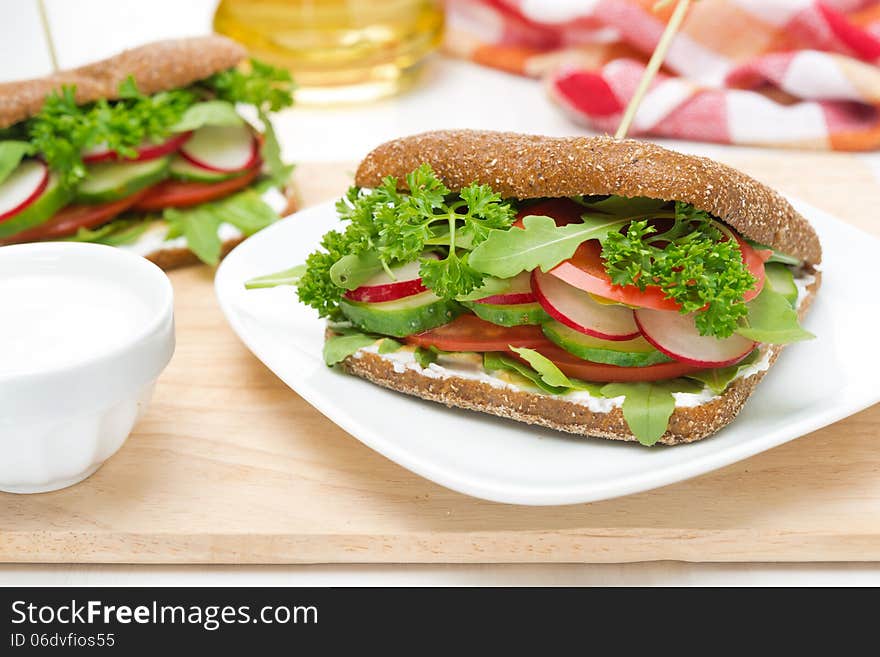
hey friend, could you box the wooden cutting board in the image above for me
[3,154,880,564]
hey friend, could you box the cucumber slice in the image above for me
[168,155,243,183]
[764,262,798,307]
[542,320,672,367]
[76,156,170,204]
[340,292,462,337]
[462,300,550,327]
[0,173,73,240]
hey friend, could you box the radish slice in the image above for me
[0,160,49,222]
[344,254,437,303]
[179,124,258,173]
[531,269,640,341]
[475,271,536,305]
[634,308,756,367]
[82,131,192,164]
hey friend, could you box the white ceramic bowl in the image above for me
[0,242,174,493]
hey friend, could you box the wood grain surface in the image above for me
[2,153,879,564]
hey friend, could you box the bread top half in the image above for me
[355,130,822,266]
[0,35,246,130]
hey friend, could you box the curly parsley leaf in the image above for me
[601,202,756,338]
[297,164,515,317]
[27,79,195,188]
[205,59,295,113]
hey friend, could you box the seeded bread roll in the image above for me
[0,36,246,129]
[355,130,822,265]
[340,273,820,446]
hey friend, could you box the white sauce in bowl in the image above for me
[0,273,151,376]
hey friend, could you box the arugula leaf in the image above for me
[507,347,575,388]
[414,346,438,368]
[323,333,378,366]
[0,141,34,184]
[578,195,670,216]
[686,349,760,395]
[378,338,403,354]
[483,352,570,395]
[172,100,243,132]
[165,189,279,265]
[257,108,294,188]
[329,252,383,290]
[454,276,512,302]
[63,218,152,246]
[245,265,307,289]
[601,203,755,338]
[600,382,676,446]
[736,285,815,344]
[468,214,628,278]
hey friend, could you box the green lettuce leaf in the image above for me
[0,141,34,185]
[736,285,814,344]
[172,100,243,132]
[244,264,306,289]
[468,214,628,278]
[323,332,378,366]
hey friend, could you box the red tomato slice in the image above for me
[551,240,681,311]
[1,187,152,244]
[405,315,551,352]
[405,314,709,383]
[508,344,710,383]
[132,164,261,211]
[736,233,771,302]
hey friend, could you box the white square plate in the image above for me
[215,198,880,505]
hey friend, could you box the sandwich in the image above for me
[0,36,296,268]
[249,130,821,446]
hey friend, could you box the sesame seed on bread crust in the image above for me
[339,272,820,446]
[0,36,246,129]
[354,130,822,266]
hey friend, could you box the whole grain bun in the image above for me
[0,36,246,129]
[340,272,820,445]
[355,130,822,265]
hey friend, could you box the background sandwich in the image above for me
[251,130,821,446]
[0,35,296,268]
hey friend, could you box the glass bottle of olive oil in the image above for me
[214,0,444,104]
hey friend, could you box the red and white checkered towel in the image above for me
[444,0,880,150]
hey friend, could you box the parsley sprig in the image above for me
[21,59,295,190]
[297,164,515,317]
[601,202,755,338]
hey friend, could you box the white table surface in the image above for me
[2,0,879,586]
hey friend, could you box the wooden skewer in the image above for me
[37,0,60,73]
[615,0,692,140]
